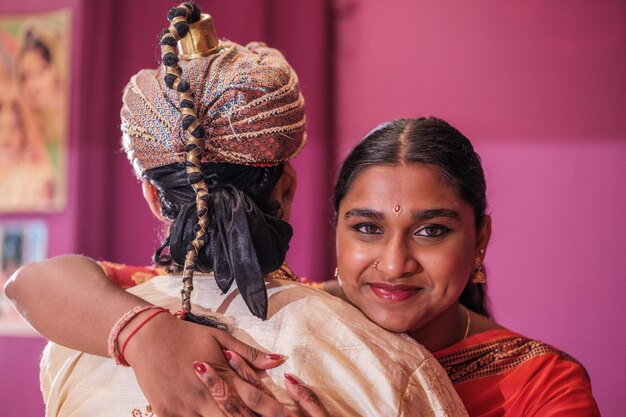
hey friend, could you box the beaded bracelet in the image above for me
[108,306,169,366]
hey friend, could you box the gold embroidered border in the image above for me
[437,336,580,384]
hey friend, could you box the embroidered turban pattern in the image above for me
[121,40,306,177]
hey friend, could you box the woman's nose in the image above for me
[377,236,419,279]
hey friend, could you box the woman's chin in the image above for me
[365,311,418,334]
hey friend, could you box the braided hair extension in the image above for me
[160,2,209,316]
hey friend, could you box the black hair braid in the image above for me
[161,2,209,315]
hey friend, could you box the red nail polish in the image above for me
[267,353,283,361]
[193,361,207,374]
[284,373,299,385]
[223,350,233,361]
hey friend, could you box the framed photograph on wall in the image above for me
[0,8,71,213]
[0,220,48,336]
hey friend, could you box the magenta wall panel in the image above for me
[335,1,625,416]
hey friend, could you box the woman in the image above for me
[0,91,55,211]
[331,118,600,416]
[15,25,67,170]
[5,3,464,417]
[187,116,600,415]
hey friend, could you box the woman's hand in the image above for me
[124,312,297,416]
[284,373,331,417]
[193,351,331,417]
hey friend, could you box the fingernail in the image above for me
[284,373,299,385]
[223,350,233,362]
[193,361,207,374]
[267,353,283,361]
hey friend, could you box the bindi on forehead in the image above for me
[392,204,402,217]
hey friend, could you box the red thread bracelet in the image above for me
[109,306,156,366]
[119,308,169,365]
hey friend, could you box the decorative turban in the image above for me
[121,40,306,177]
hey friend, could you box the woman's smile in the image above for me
[368,283,423,302]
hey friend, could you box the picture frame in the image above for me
[0,8,71,213]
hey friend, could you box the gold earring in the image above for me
[334,267,343,287]
[472,255,486,284]
[373,259,381,271]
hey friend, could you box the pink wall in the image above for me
[480,140,625,416]
[335,1,625,416]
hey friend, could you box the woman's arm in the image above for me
[4,255,292,417]
[5,255,149,355]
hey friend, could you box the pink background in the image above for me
[1,1,623,416]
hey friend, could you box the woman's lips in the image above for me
[368,283,421,302]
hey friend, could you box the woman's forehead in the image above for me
[350,164,449,193]
[342,164,467,213]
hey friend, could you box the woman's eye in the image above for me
[353,223,383,234]
[415,225,450,237]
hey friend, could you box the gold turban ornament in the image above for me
[121,12,306,178]
[177,13,221,59]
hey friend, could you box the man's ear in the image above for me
[272,162,297,221]
[142,180,170,223]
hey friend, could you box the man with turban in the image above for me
[8,4,467,416]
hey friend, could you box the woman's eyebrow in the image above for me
[343,208,383,219]
[411,208,460,220]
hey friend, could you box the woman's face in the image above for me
[18,49,58,110]
[336,163,488,341]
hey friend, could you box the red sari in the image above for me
[434,329,600,417]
